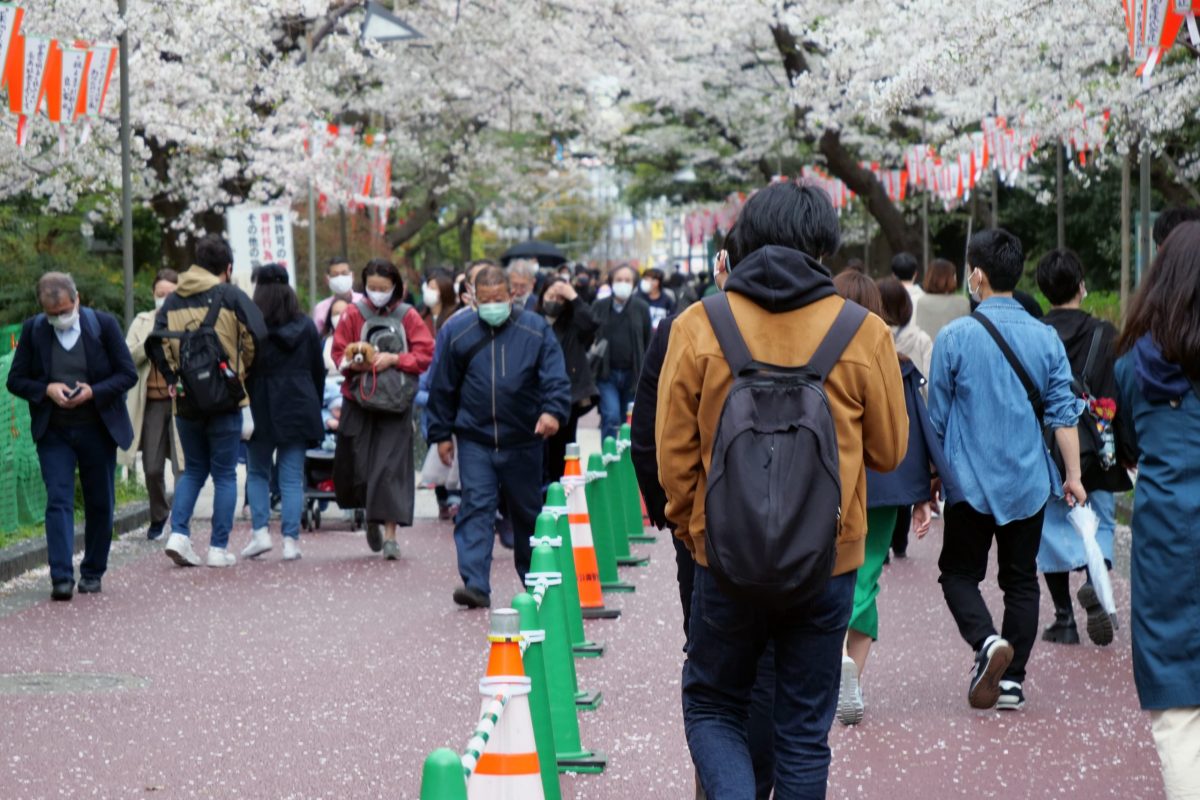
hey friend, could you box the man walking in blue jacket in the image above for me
[427,265,572,608]
[7,273,137,600]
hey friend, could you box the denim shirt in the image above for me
[927,297,1082,524]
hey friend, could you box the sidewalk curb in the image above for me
[0,501,151,584]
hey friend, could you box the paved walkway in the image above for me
[0,481,1163,798]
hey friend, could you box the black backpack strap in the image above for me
[972,311,1044,422]
[702,293,753,376]
[808,300,869,381]
[1079,326,1103,394]
[201,285,226,330]
[455,334,491,376]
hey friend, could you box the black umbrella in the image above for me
[500,240,567,267]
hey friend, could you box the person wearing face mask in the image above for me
[928,229,1086,713]
[330,259,435,560]
[537,275,598,483]
[591,264,652,441]
[637,267,676,331]
[7,272,137,600]
[311,257,362,337]
[426,266,571,609]
[420,267,459,337]
[120,268,184,541]
[147,234,268,569]
[1034,249,1133,648]
[506,258,540,311]
[322,298,350,376]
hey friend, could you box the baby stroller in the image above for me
[302,448,364,531]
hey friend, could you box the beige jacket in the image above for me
[119,310,183,471]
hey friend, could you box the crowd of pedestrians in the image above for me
[5,184,1199,799]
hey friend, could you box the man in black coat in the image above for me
[6,273,137,600]
[592,264,652,441]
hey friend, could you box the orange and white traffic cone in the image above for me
[466,608,545,800]
[562,444,620,620]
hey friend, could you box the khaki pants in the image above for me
[1151,707,1200,799]
[142,399,179,525]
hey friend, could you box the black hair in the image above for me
[876,276,914,327]
[252,264,302,328]
[890,252,919,281]
[725,182,841,267]
[362,258,402,289]
[326,256,350,272]
[153,268,179,290]
[195,234,233,276]
[608,264,637,284]
[967,228,1024,292]
[1036,249,1085,307]
[1152,207,1200,247]
[1118,221,1200,379]
[644,267,665,283]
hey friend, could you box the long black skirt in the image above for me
[333,398,415,525]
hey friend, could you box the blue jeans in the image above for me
[597,367,635,442]
[36,422,116,583]
[684,566,856,799]
[172,411,242,549]
[247,441,305,540]
[453,438,542,597]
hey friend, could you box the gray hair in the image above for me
[36,272,77,306]
[475,265,511,291]
[507,259,539,280]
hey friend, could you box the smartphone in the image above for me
[65,385,82,400]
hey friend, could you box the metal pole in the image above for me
[921,192,930,269]
[118,0,134,327]
[862,202,870,267]
[305,31,318,304]
[1056,141,1066,249]
[991,170,1000,228]
[1120,149,1132,321]
[339,205,349,257]
[1138,145,1152,287]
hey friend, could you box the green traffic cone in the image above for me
[619,424,657,543]
[586,453,635,592]
[527,543,606,773]
[539,496,604,659]
[418,748,467,800]
[512,592,563,800]
[603,437,650,567]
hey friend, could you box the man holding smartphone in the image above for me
[7,272,137,601]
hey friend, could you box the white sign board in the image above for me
[225,205,295,290]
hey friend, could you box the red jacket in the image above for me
[331,300,434,400]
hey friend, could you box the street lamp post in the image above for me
[119,0,134,328]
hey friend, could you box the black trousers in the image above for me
[938,502,1046,683]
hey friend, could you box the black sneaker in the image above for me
[365,522,383,553]
[996,681,1025,711]
[452,586,490,609]
[968,637,1014,709]
[146,520,166,541]
[1077,584,1114,646]
[1041,617,1080,644]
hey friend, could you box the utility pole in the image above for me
[1120,150,1131,321]
[1056,141,1066,249]
[118,0,134,327]
[1138,145,1152,287]
[305,30,318,304]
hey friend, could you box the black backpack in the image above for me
[160,287,246,419]
[702,294,868,609]
[348,300,417,415]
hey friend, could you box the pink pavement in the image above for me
[0,515,1163,799]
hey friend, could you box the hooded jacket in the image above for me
[145,266,266,411]
[655,245,909,576]
[426,306,572,450]
[247,315,326,447]
[1043,308,1134,491]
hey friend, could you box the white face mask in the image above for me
[367,289,394,308]
[50,304,79,332]
[154,296,166,311]
[968,269,983,302]
[612,281,633,301]
[639,279,654,295]
[423,286,441,309]
[329,274,353,296]
[330,314,342,331]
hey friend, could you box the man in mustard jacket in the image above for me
[656,183,908,799]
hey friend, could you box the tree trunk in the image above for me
[818,130,922,257]
[458,214,475,261]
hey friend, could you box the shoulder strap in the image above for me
[808,300,870,380]
[1080,326,1103,392]
[456,331,491,376]
[701,294,753,376]
[354,299,373,320]
[200,286,226,330]
[972,311,1044,421]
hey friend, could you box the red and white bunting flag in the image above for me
[9,36,52,147]
[82,44,117,117]
[0,3,23,93]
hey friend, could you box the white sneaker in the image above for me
[164,533,201,567]
[282,538,301,561]
[836,656,864,725]
[241,528,273,559]
[206,547,236,568]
